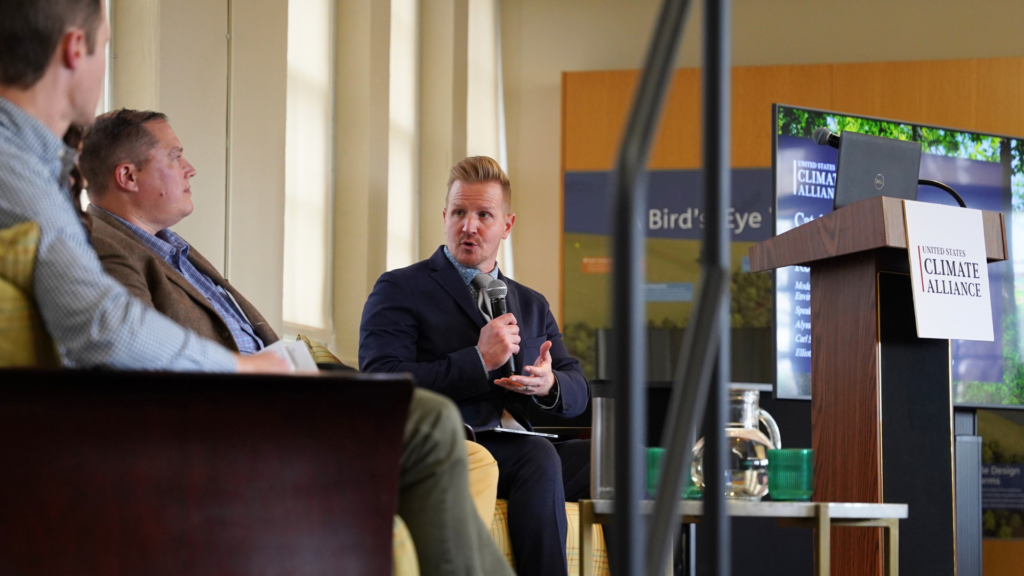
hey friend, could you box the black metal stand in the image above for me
[697,2,731,575]
[607,0,732,574]
[608,0,692,574]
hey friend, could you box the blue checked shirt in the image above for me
[443,245,499,301]
[93,207,264,354]
[0,96,236,371]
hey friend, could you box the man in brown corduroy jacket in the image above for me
[86,204,278,352]
[88,202,279,350]
[80,109,276,354]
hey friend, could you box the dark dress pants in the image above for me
[476,434,590,576]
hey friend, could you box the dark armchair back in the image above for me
[0,369,413,576]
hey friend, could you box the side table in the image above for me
[579,499,908,576]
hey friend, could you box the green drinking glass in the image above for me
[767,448,814,501]
[646,447,697,499]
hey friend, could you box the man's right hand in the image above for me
[235,350,293,374]
[478,312,520,371]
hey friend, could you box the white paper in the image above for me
[904,200,994,341]
[263,340,320,373]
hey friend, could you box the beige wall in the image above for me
[113,0,229,272]
[156,0,228,272]
[225,0,289,335]
[111,0,160,111]
[500,0,1024,322]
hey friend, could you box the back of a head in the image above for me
[0,0,103,89]
[447,156,512,214]
[63,125,86,208]
[79,109,168,199]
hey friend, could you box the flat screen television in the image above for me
[772,104,1024,407]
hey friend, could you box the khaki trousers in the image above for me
[397,389,513,576]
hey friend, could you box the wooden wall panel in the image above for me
[975,58,1024,137]
[564,57,1024,174]
[562,69,702,171]
[831,60,978,131]
[983,539,1024,576]
[562,70,638,171]
[648,69,702,170]
[732,64,833,167]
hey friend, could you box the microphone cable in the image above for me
[918,179,967,208]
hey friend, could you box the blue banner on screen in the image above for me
[774,106,1018,402]
[564,169,772,242]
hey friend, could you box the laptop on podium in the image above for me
[833,131,922,210]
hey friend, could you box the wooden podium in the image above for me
[749,196,1007,576]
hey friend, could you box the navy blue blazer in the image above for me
[359,246,590,430]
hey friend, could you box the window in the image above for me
[282,0,334,343]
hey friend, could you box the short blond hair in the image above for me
[446,156,512,214]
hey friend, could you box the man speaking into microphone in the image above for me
[359,156,590,575]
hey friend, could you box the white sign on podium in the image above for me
[904,200,994,341]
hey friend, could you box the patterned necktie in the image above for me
[471,273,526,431]
[471,273,494,321]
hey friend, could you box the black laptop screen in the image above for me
[833,131,922,210]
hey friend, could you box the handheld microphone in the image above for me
[485,279,516,377]
[812,127,841,149]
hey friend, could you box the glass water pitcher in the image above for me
[691,388,781,500]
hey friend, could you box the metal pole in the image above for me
[609,0,692,575]
[698,1,732,575]
[645,264,728,576]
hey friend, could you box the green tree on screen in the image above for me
[1011,139,1024,211]
[829,116,915,141]
[916,127,1001,162]
[776,108,831,138]
[777,107,1005,162]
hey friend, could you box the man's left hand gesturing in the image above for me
[494,340,556,397]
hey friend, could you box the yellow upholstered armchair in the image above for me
[463,426,609,576]
[0,221,60,367]
[490,500,609,576]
